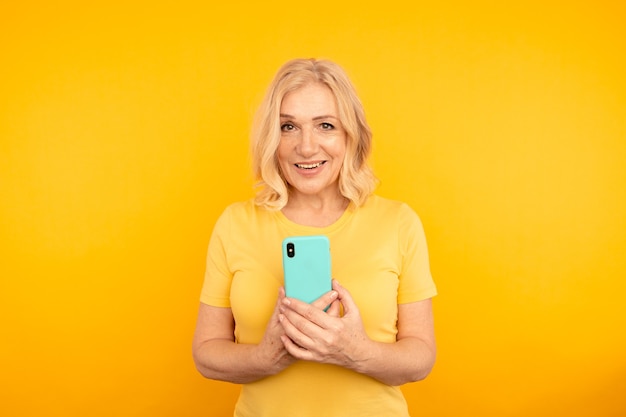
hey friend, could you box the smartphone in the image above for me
[282,235,332,304]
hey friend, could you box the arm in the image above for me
[279,280,436,386]
[192,288,295,384]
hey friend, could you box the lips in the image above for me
[295,161,326,170]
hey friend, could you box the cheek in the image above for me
[276,142,296,178]
[276,141,289,163]
[333,140,348,162]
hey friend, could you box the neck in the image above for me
[282,192,349,227]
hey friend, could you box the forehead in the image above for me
[280,82,338,117]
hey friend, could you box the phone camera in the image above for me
[286,242,295,258]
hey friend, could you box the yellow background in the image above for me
[1,1,625,416]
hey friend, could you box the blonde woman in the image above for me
[193,58,437,416]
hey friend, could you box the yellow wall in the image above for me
[1,1,625,416]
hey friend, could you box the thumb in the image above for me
[269,287,286,321]
[333,280,359,317]
[326,299,341,317]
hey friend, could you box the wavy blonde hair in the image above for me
[251,58,378,210]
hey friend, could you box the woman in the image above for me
[193,58,437,416]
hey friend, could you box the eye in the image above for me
[320,122,335,130]
[281,123,295,132]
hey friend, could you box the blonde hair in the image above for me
[251,58,377,210]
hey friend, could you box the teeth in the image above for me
[296,162,324,169]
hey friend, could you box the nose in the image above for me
[297,127,318,157]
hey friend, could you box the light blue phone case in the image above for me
[282,235,332,304]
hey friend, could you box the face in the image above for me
[277,82,347,201]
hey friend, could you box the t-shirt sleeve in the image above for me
[397,204,437,304]
[200,207,233,307]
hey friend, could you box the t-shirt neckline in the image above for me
[273,201,355,235]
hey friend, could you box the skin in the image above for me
[277,82,348,227]
[192,81,436,386]
[193,287,302,384]
[279,280,436,386]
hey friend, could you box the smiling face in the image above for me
[277,82,347,202]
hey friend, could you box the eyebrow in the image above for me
[279,113,339,121]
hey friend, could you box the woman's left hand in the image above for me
[278,280,373,368]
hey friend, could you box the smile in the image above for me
[295,161,326,169]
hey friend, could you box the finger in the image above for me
[280,335,313,361]
[279,311,315,350]
[282,297,329,329]
[325,299,341,317]
[310,289,338,312]
[333,280,359,317]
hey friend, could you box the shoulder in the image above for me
[362,194,419,218]
[359,195,425,235]
[221,199,254,216]
[215,199,276,231]
[219,199,269,219]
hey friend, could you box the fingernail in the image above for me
[282,298,291,306]
[330,291,338,299]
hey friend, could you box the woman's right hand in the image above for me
[193,287,298,383]
[255,286,298,374]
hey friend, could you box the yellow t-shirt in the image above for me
[200,195,437,417]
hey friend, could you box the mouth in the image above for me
[294,161,326,170]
